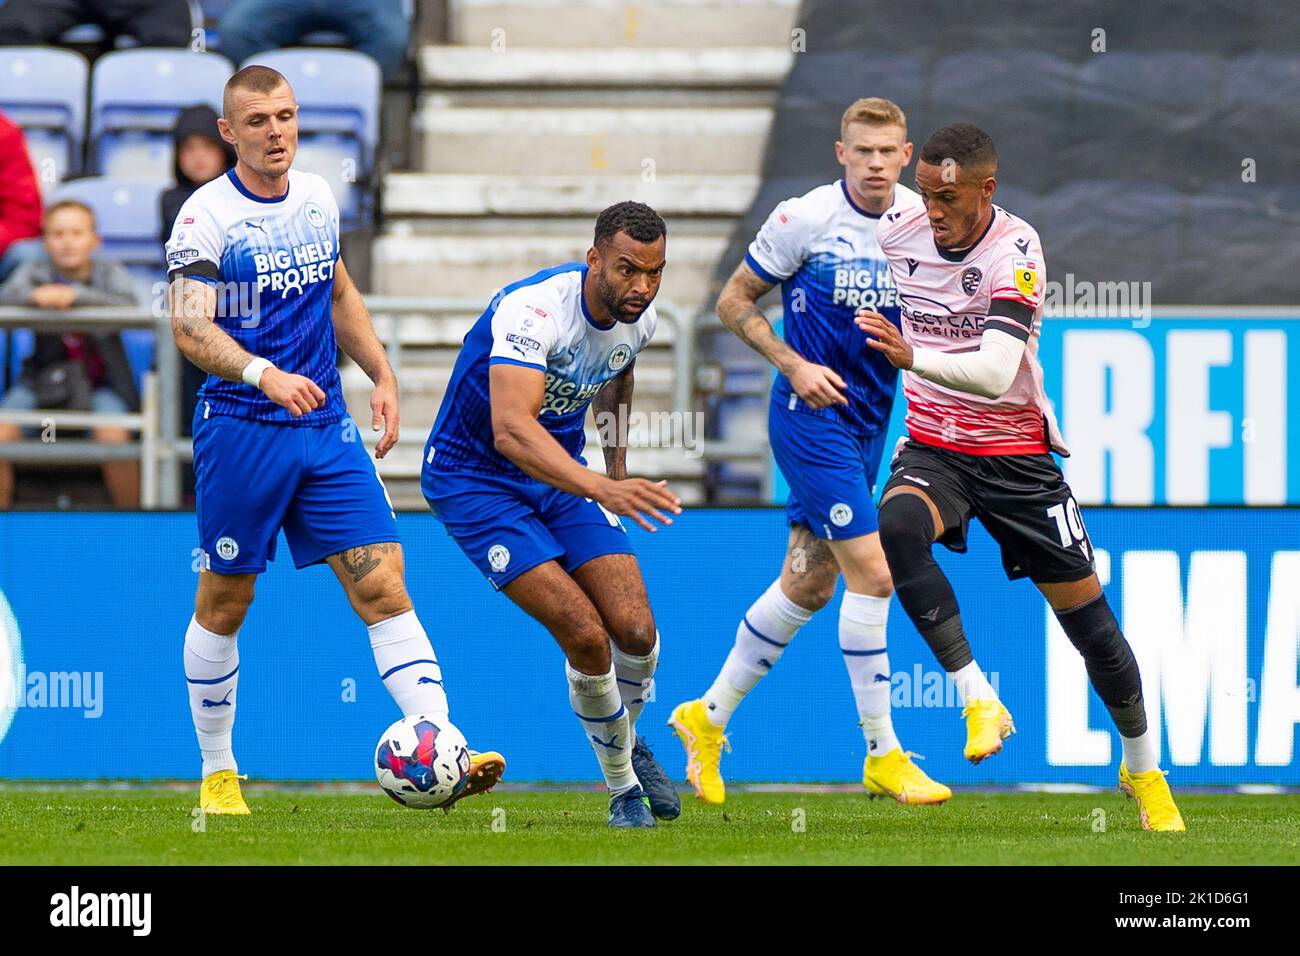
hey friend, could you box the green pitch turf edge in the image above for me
[2,787,1298,865]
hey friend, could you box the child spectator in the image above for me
[0,199,141,507]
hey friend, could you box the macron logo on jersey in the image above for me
[253,238,336,299]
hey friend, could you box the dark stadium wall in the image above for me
[718,0,1300,305]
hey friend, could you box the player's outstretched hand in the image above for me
[597,478,683,533]
[260,368,327,417]
[370,377,400,459]
[857,309,914,370]
[788,360,849,408]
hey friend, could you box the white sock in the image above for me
[839,591,900,755]
[704,580,813,727]
[369,610,449,720]
[1121,730,1159,774]
[567,662,638,794]
[184,615,239,778]
[611,632,659,743]
[953,660,997,705]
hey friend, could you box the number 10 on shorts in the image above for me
[1047,497,1091,559]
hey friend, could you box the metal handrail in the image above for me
[0,296,697,507]
[0,307,168,506]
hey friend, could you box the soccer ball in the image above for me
[374,715,472,809]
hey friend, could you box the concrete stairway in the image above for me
[358,0,798,506]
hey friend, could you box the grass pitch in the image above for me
[2,785,1296,865]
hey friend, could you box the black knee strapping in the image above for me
[878,494,970,672]
[1055,594,1147,737]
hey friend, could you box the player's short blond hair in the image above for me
[223,65,291,118]
[840,98,907,139]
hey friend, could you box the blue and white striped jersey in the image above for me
[164,167,344,425]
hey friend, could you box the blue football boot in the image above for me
[631,736,681,820]
[608,785,657,828]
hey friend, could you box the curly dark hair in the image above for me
[594,201,667,249]
[919,123,998,175]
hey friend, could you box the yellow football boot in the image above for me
[1119,763,1187,832]
[863,748,952,805]
[199,769,250,815]
[962,698,1015,764]
[443,749,506,812]
[667,699,729,804]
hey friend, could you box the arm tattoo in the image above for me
[717,265,803,376]
[170,277,257,382]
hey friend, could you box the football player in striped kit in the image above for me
[860,122,1184,831]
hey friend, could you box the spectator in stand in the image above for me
[0,200,141,508]
[0,0,194,48]
[0,112,43,284]
[159,104,235,501]
[160,105,236,241]
[219,0,409,81]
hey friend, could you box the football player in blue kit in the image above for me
[422,202,683,828]
[670,98,951,806]
[166,66,503,814]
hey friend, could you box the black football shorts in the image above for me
[882,438,1096,584]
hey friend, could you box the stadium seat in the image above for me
[1220,54,1300,187]
[239,49,381,226]
[59,23,109,45]
[929,51,1077,193]
[52,177,168,380]
[90,49,234,180]
[0,48,89,184]
[53,177,165,270]
[1066,53,1224,190]
[1037,180,1189,306]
